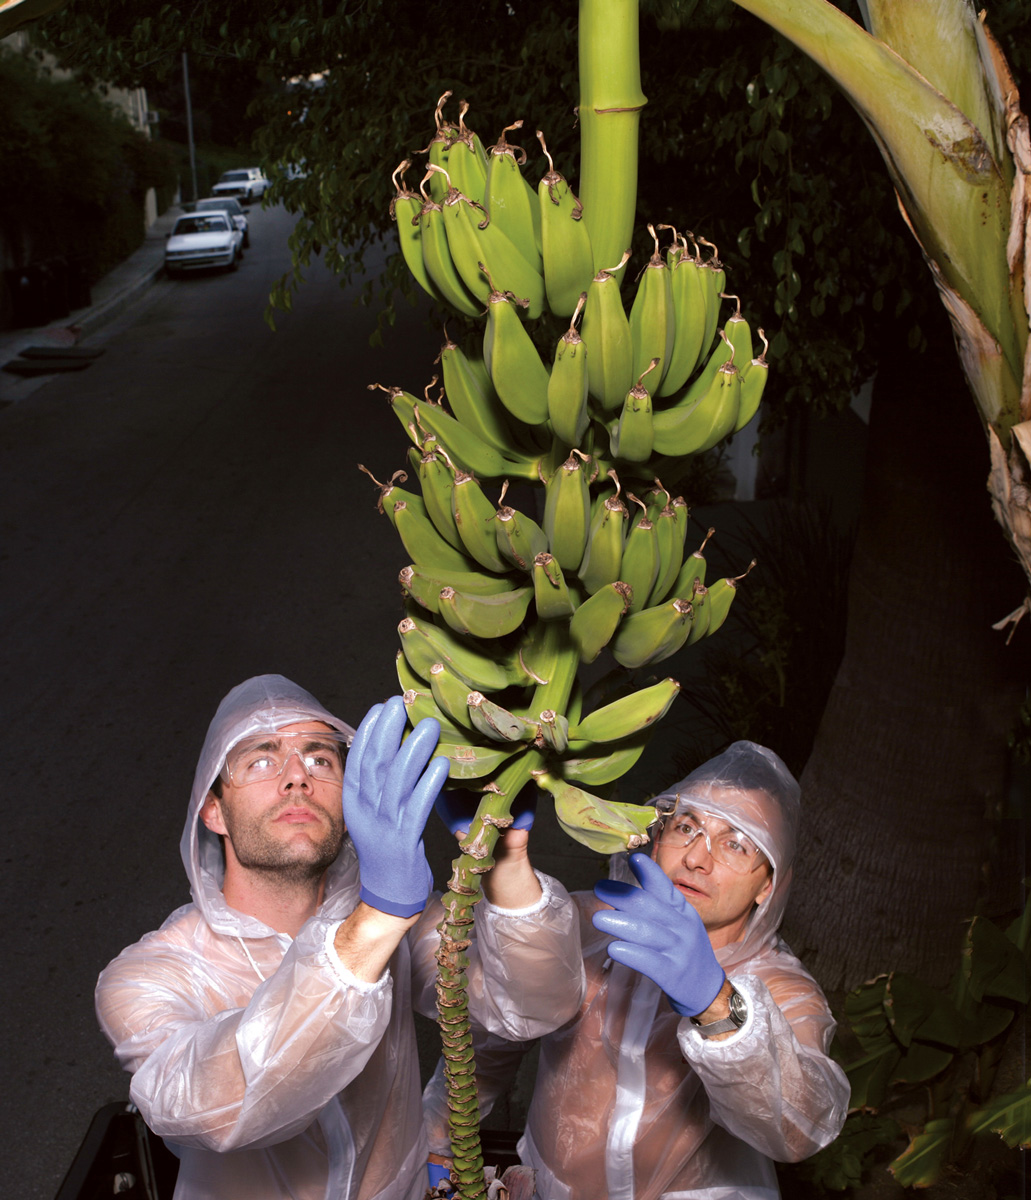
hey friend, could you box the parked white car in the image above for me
[193,197,250,247]
[211,167,269,203]
[164,212,243,275]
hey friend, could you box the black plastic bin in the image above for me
[53,1102,179,1200]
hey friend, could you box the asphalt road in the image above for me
[2,202,655,1197]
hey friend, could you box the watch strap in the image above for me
[690,987,748,1038]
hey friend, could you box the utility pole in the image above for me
[182,52,199,202]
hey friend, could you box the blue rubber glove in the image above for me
[426,1161,452,1191]
[434,783,537,838]
[592,852,725,1017]
[342,695,450,917]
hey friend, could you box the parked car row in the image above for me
[165,168,272,276]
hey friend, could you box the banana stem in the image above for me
[435,750,541,1198]
[578,0,646,285]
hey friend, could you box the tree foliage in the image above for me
[33,0,1029,418]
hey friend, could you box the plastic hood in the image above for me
[180,674,357,938]
[611,741,800,974]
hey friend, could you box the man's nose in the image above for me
[278,753,314,790]
[682,830,714,870]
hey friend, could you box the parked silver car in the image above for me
[164,212,243,275]
[193,197,250,247]
[211,167,269,204]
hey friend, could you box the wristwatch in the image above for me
[691,986,748,1038]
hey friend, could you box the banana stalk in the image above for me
[577,0,646,286]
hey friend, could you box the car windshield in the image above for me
[174,216,229,234]
[220,171,250,182]
[197,200,241,215]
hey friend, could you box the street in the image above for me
[0,202,705,1197]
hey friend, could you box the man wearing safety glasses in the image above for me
[95,675,584,1200]
[425,740,849,1198]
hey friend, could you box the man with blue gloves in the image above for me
[96,675,584,1200]
[424,741,850,1199]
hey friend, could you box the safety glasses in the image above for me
[222,730,348,787]
[657,805,766,874]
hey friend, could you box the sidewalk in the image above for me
[0,204,184,381]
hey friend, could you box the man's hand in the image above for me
[342,695,449,918]
[434,784,541,910]
[592,853,725,1017]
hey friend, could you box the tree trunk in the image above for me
[783,313,1028,992]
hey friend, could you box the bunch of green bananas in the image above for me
[377,92,767,855]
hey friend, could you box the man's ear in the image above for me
[755,871,774,907]
[200,792,228,836]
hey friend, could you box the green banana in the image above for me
[417,445,463,550]
[534,770,656,854]
[559,732,651,787]
[424,91,454,203]
[647,490,687,606]
[721,294,754,370]
[438,333,516,453]
[610,597,696,670]
[436,174,547,319]
[428,660,479,731]
[536,130,595,318]
[416,176,482,318]
[450,469,508,573]
[670,526,715,599]
[651,353,742,458]
[411,396,539,481]
[391,160,444,304]
[628,224,675,389]
[371,383,420,449]
[610,358,658,463]
[696,237,726,356]
[483,285,551,426]
[396,647,428,693]
[569,676,681,743]
[435,732,522,781]
[686,585,712,645]
[582,251,634,412]
[398,609,511,692]
[547,292,591,448]
[403,686,455,730]
[446,99,488,208]
[467,692,540,744]
[495,493,550,571]
[437,582,533,639]
[399,562,517,614]
[578,470,628,595]
[390,493,475,573]
[704,559,756,637]
[655,236,712,397]
[532,551,577,621]
[618,495,660,614]
[537,710,569,754]
[542,450,591,573]
[484,121,542,268]
[569,579,632,663]
[734,328,769,434]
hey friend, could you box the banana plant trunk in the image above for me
[728,0,1031,627]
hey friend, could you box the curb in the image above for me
[74,257,166,340]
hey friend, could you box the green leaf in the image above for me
[890,1116,956,1188]
[892,1039,954,1085]
[964,915,1031,1005]
[884,973,965,1049]
[965,1080,1031,1148]
[845,1042,901,1111]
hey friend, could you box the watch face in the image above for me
[728,990,747,1023]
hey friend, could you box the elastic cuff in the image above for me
[481,869,553,917]
[427,1161,452,1188]
[360,885,426,918]
[322,922,391,992]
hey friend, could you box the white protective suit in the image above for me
[96,675,585,1200]
[424,741,850,1200]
